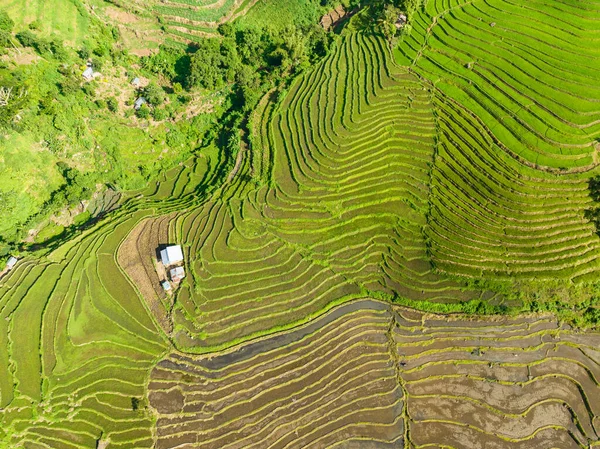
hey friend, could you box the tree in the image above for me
[58,76,80,96]
[186,39,225,90]
[136,103,150,119]
[236,27,265,67]
[0,31,12,48]
[152,107,167,121]
[378,4,402,41]
[0,10,14,33]
[78,46,90,60]
[15,30,37,48]
[0,78,29,127]
[106,97,118,112]
[143,82,166,106]
[141,46,182,79]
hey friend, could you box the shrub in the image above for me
[107,97,118,112]
[15,30,38,48]
[0,10,14,33]
[0,30,12,48]
[59,76,80,96]
[152,107,167,121]
[136,103,150,119]
[144,82,166,106]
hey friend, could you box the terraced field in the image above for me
[146,299,600,448]
[148,300,403,449]
[0,157,215,447]
[398,305,600,448]
[139,31,505,353]
[2,3,600,446]
[153,0,258,40]
[396,0,600,169]
[427,95,600,280]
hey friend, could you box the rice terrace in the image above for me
[0,0,600,447]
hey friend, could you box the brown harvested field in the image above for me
[147,300,600,448]
[395,308,600,448]
[118,213,176,333]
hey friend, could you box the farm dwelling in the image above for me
[395,13,407,29]
[82,67,94,80]
[170,266,185,283]
[134,97,147,110]
[160,245,184,266]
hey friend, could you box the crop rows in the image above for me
[427,95,600,280]
[148,300,403,449]
[153,0,258,40]
[161,32,498,353]
[0,155,217,447]
[395,306,600,448]
[146,299,600,448]
[3,11,600,447]
[397,0,600,169]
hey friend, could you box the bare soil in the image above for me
[320,5,346,31]
[148,303,400,449]
[105,6,140,24]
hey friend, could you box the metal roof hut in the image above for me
[134,97,147,110]
[161,280,172,291]
[395,13,407,29]
[6,256,17,269]
[170,266,185,283]
[82,67,94,80]
[160,245,183,266]
[131,77,141,88]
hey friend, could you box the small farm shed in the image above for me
[134,97,147,110]
[131,77,141,88]
[6,256,17,269]
[161,280,171,291]
[160,245,183,266]
[395,13,407,29]
[170,266,185,283]
[82,67,94,80]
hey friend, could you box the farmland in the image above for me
[154,0,256,38]
[147,299,600,448]
[1,0,600,447]
[138,31,506,353]
[396,0,600,169]
[99,0,261,44]
[1,0,89,44]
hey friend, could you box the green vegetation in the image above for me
[2,0,90,44]
[395,0,600,169]
[0,151,218,446]
[237,0,351,29]
[1,0,600,447]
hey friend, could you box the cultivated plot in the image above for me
[147,300,600,448]
[398,0,600,169]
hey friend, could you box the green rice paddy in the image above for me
[1,1,600,446]
[396,0,600,169]
[2,0,89,44]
